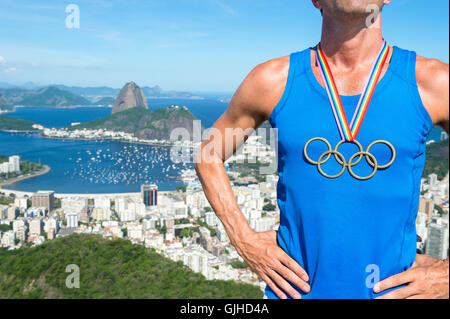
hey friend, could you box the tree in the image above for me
[0,234,264,299]
[179,228,190,238]
[230,261,248,269]
[175,218,190,225]
[435,205,445,217]
[0,224,12,232]
[263,203,276,212]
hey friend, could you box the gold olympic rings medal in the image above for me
[317,150,346,179]
[303,137,332,165]
[348,151,378,180]
[303,137,396,180]
[365,140,396,169]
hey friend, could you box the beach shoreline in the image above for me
[0,165,51,189]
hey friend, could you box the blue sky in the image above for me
[0,0,448,92]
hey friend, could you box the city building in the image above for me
[44,216,59,234]
[91,207,111,221]
[9,156,20,172]
[66,212,79,228]
[418,197,435,223]
[428,173,438,188]
[14,197,28,210]
[0,155,20,174]
[29,218,43,236]
[426,222,449,260]
[32,191,55,212]
[7,206,19,220]
[13,219,27,242]
[142,184,158,207]
[1,230,15,247]
[205,211,219,227]
[62,197,88,214]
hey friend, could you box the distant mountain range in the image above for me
[0,82,204,110]
[54,84,204,101]
[0,86,92,109]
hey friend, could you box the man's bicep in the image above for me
[205,57,289,161]
[209,95,261,161]
[416,57,449,131]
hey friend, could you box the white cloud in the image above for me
[4,67,17,73]
[0,56,6,64]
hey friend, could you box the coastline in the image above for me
[0,129,38,133]
[0,165,51,189]
[39,134,179,147]
[0,129,185,148]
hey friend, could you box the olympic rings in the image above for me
[303,137,332,165]
[366,140,396,169]
[334,139,364,165]
[348,151,378,180]
[317,150,346,179]
[303,137,396,180]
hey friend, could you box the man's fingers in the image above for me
[279,252,309,282]
[268,269,302,299]
[375,284,419,299]
[260,273,287,299]
[374,269,415,293]
[274,260,310,294]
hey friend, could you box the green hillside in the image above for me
[423,139,449,179]
[19,86,92,107]
[0,234,263,299]
[69,106,200,140]
[0,116,39,131]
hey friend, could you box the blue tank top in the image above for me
[266,46,433,299]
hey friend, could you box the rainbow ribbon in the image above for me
[315,40,391,142]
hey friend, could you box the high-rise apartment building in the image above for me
[66,212,78,228]
[428,173,438,187]
[32,191,55,212]
[426,223,449,260]
[418,197,434,222]
[9,156,20,172]
[141,184,158,207]
[29,218,43,235]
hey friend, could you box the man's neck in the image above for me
[320,13,384,69]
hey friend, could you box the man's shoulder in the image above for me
[233,55,292,119]
[231,49,309,121]
[415,54,449,126]
[247,55,291,89]
[247,48,309,91]
[415,55,449,88]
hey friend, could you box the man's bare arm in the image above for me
[417,56,449,133]
[194,57,311,299]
